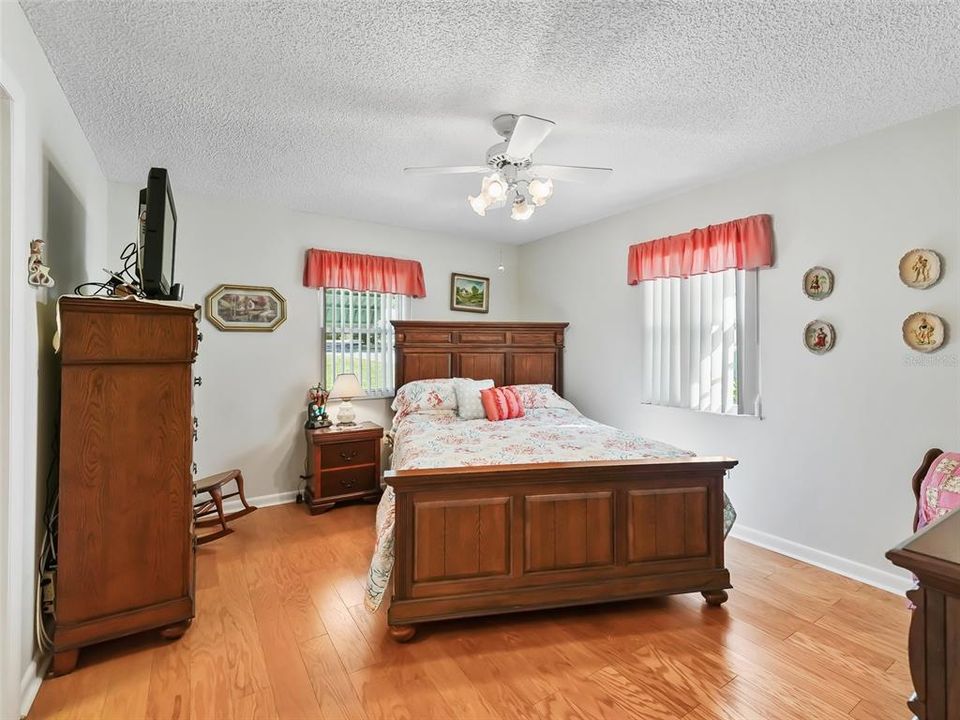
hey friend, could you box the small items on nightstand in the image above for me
[303,421,383,514]
[330,372,364,426]
[305,382,332,429]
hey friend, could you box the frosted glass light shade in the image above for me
[528,177,553,206]
[330,373,363,399]
[481,174,506,200]
[511,197,534,221]
[468,194,488,216]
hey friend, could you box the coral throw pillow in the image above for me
[480,386,525,421]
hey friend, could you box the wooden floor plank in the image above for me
[298,634,369,720]
[231,689,279,720]
[97,642,156,720]
[27,504,913,720]
[523,692,589,720]
[188,586,236,720]
[145,637,192,720]
[243,535,324,720]
[214,556,274,696]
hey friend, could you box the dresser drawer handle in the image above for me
[339,449,360,462]
[339,477,356,490]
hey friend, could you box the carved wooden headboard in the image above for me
[392,321,569,395]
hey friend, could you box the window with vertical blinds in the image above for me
[320,289,410,397]
[638,268,760,416]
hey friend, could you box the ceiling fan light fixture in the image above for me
[468,194,489,216]
[403,114,613,222]
[528,177,554,206]
[510,196,534,221]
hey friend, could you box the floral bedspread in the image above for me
[364,407,737,611]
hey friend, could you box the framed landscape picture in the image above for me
[450,272,490,313]
[205,284,287,332]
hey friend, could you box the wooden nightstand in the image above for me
[303,421,383,514]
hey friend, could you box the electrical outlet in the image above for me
[40,570,55,614]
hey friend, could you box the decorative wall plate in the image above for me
[902,312,945,353]
[802,266,834,300]
[804,320,835,354]
[899,249,941,289]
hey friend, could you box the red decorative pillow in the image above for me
[480,386,525,421]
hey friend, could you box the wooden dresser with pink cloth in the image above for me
[885,448,960,719]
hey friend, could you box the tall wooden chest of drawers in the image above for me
[53,297,198,674]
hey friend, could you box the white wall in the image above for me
[1,3,109,717]
[519,108,960,587]
[108,183,520,501]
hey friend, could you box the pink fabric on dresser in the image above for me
[627,213,773,283]
[918,452,960,530]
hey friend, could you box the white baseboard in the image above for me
[729,524,914,596]
[19,651,49,719]
[219,489,299,515]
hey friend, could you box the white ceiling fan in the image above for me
[403,114,613,221]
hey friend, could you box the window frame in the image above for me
[638,268,761,418]
[319,288,409,399]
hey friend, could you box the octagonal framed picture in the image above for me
[204,284,286,332]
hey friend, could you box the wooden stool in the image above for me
[193,469,257,544]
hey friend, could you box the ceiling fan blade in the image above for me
[505,115,555,161]
[403,165,491,176]
[529,164,613,183]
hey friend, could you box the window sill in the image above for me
[352,392,395,401]
[639,402,763,421]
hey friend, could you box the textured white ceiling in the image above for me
[20,1,960,243]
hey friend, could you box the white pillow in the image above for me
[454,379,494,420]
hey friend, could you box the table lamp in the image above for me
[330,373,363,426]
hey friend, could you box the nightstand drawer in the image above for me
[321,466,378,498]
[321,440,377,470]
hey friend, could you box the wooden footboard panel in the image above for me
[385,456,737,630]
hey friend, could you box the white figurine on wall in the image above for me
[28,238,55,288]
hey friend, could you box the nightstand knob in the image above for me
[340,477,356,490]
[339,449,359,462]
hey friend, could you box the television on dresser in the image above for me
[138,167,182,300]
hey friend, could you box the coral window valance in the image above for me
[627,213,773,284]
[303,249,426,298]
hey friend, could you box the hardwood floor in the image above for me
[29,502,912,720]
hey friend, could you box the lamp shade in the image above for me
[330,373,363,400]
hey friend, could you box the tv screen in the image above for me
[139,167,179,299]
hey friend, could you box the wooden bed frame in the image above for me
[383,321,738,641]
